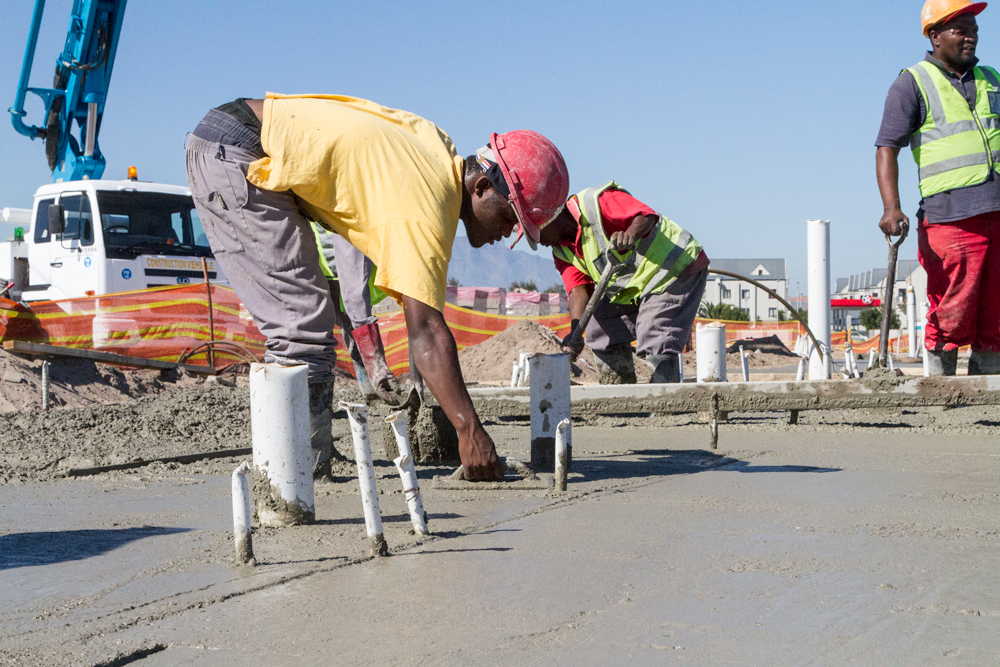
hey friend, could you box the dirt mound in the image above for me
[0,350,182,413]
[457,320,651,384]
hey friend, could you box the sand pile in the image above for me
[0,350,182,413]
[457,320,651,384]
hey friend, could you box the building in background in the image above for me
[703,259,788,322]
[833,259,925,332]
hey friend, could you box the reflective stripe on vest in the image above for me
[907,61,1000,198]
[551,181,702,304]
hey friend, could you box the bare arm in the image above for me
[402,296,504,481]
[876,146,910,236]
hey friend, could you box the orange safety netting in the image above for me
[0,284,573,373]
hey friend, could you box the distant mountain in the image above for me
[447,241,562,291]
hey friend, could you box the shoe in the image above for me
[593,343,637,385]
[647,354,681,384]
[926,349,958,376]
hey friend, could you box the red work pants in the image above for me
[918,211,1000,352]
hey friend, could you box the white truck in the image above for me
[1,174,227,302]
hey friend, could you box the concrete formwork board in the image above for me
[441,375,1000,417]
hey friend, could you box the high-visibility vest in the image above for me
[907,61,1000,198]
[551,182,702,304]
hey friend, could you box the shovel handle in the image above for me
[567,250,623,347]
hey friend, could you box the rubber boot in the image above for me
[926,349,958,376]
[352,322,407,405]
[968,350,1000,375]
[647,354,681,384]
[308,379,336,475]
[593,343,637,385]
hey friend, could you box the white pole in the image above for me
[677,352,685,383]
[906,284,916,358]
[41,360,50,410]
[529,353,572,470]
[554,418,571,492]
[341,401,388,557]
[696,323,727,382]
[739,345,749,382]
[807,219,831,379]
[385,411,429,536]
[510,361,520,388]
[922,301,930,377]
[231,461,254,564]
[250,363,314,526]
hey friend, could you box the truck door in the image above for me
[50,193,98,300]
[26,198,55,290]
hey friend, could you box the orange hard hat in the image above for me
[921,0,987,35]
[476,130,569,250]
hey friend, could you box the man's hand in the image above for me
[459,426,506,481]
[879,207,910,236]
[560,318,585,360]
[403,295,505,481]
[608,229,638,253]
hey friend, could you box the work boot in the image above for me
[308,379,336,474]
[352,361,379,400]
[593,343,637,385]
[968,350,1000,375]
[352,322,408,405]
[926,349,958,376]
[647,354,681,384]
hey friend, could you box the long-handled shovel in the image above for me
[878,223,909,368]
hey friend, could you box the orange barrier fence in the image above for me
[0,284,572,374]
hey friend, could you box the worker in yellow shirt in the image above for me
[186,95,569,481]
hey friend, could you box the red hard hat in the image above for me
[478,130,569,249]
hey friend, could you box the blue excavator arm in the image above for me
[9,0,127,182]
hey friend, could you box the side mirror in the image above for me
[48,204,65,236]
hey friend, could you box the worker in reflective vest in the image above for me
[537,181,709,384]
[877,0,1000,375]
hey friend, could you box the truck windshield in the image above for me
[96,191,212,258]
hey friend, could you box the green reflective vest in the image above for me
[907,61,1000,198]
[551,182,702,304]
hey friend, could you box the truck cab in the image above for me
[16,177,227,301]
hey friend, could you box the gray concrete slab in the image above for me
[2,415,999,665]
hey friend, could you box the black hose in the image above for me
[706,268,824,358]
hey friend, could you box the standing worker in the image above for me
[876,0,1000,375]
[186,95,569,480]
[521,179,708,384]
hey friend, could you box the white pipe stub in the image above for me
[231,461,254,565]
[386,411,430,536]
[249,363,315,526]
[341,401,389,557]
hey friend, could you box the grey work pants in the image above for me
[586,267,708,356]
[185,134,339,379]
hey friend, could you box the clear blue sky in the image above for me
[2,0,994,297]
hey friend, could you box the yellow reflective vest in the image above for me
[551,182,702,304]
[907,61,1000,197]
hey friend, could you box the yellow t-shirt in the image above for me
[246,93,464,312]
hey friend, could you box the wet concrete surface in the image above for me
[2,411,999,665]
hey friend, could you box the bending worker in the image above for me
[186,95,569,480]
[525,180,708,384]
[876,0,1000,375]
